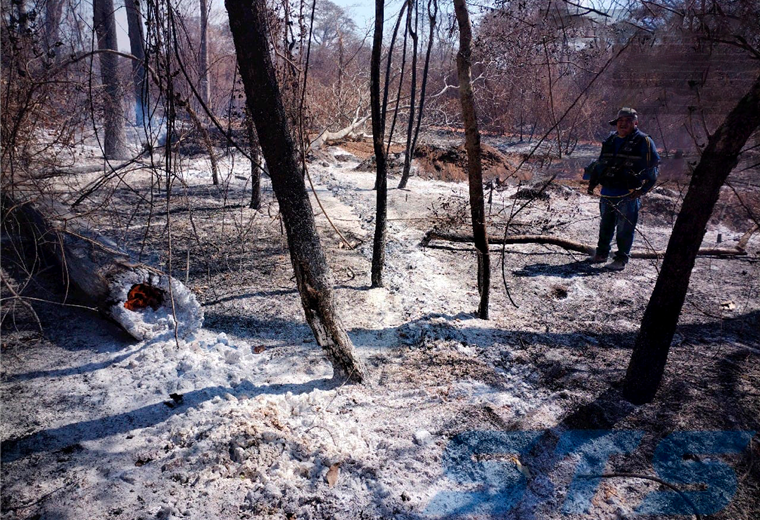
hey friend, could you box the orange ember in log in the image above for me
[124,284,164,311]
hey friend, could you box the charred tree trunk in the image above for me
[199,0,211,108]
[370,0,388,287]
[93,0,128,159]
[623,72,760,405]
[124,0,148,127]
[454,0,490,319]
[225,0,366,383]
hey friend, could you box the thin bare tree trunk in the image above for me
[372,1,407,191]
[398,0,437,189]
[398,0,419,189]
[245,107,261,210]
[623,72,760,405]
[182,101,219,185]
[124,0,148,126]
[199,0,211,107]
[370,0,388,287]
[386,6,411,156]
[408,0,436,179]
[382,2,408,131]
[225,0,366,383]
[93,0,128,159]
[454,0,490,319]
[43,0,64,55]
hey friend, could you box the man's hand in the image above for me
[587,184,596,195]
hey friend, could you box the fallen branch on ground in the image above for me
[310,108,371,149]
[421,229,755,258]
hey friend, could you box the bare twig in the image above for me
[578,472,701,520]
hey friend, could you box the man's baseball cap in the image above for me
[609,107,638,125]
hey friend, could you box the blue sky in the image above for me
[331,0,376,27]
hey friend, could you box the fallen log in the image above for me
[421,230,753,259]
[310,110,371,149]
[2,195,203,340]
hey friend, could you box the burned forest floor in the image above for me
[2,134,760,520]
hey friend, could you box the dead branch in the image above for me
[421,230,752,258]
[310,109,371,149]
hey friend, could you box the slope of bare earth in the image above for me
[2,138,759,520]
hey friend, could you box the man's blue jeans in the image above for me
[596,196,640,262]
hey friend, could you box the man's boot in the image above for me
[607,259,626,271]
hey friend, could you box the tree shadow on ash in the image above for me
[513,259,608,278]
[423,317,760,519]
[202,288,297,306]
[349,310,760,353]
[1,378,335,464]
[202,311,311,346]
[3,344,150,383]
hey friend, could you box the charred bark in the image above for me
[454,0,490,319]
[370,0,388,288]
[623,72,760,405]
[225,0,366,383]
[93,0,128,159]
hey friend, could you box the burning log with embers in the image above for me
[2,195,203,340]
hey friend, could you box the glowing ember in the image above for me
[124,284,164,311]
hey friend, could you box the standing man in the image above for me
[585,107,660,271]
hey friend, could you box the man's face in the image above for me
[616,117,636,137]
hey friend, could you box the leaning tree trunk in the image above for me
[124,0,149,127]
[623,72,760,405]
[454,0,490,319]
[225,0,366,383]
[2,195,203,340]
[370,0,388,288]
[93,0,128,159]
